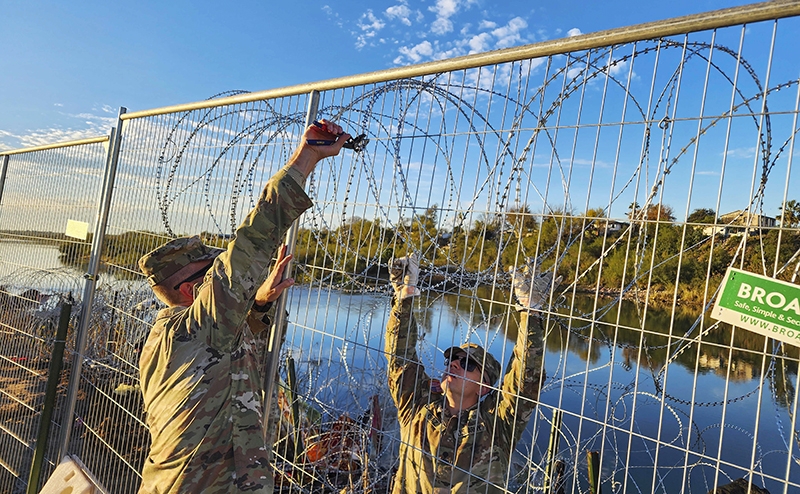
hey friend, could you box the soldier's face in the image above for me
[442,355,484,399]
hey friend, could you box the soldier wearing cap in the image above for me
[136,120,350,494]
[385,254,560,494]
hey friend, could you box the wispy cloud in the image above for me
[0,108,115,151]
[385,1,416,26]
[491,17,527,49]
[355,9,386,49]
[429,0,476,35]
[337,1,546,65]
[723,147,756,159]
[395,41,434,64]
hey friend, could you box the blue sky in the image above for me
[0,0,755,151]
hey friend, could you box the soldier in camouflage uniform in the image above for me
[385,254,560,494]
[136,121,350,494]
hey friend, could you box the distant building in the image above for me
[718,210,777,232]
[593,219,628,235]
[702,225,733,237]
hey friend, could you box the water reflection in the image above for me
[284,286,800,492]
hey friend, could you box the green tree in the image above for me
[505,205,537,233]
[687,208,716,224]
[779,200,800,227]
[627,202,640,219]
[643,204,675,222]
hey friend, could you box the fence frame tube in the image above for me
[57,108,127,459]
[0,155,8,206]
[262,91,320,438]
[27,302,73,494]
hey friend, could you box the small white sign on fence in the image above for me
[64,219,89,240]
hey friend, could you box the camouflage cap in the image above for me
[138,235,224,287]
[443,343,501,386]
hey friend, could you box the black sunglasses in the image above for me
[446,356,481,373]
[173,265,211,290]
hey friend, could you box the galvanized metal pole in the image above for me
[587,451,601,494]
[27,302,72,494]
[263,90,320,436]
[544,408,563,493]
[57,107,127,459]
[0,155,9,205]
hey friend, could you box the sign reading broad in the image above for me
[712,267,800,347]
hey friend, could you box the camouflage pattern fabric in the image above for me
[385,297,545,494]
[138,167,312,494]
[708,478,771,494]
[138,235,224,287]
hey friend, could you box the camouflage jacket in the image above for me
[385,296,544,494]
[138,168,312,494]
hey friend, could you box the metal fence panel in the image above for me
[57,94,314,493]
[0,139,108,493]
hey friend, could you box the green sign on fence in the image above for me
[712,267,800,347]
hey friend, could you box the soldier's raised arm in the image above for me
[384,254,432,425]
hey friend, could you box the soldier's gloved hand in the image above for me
[510,260,562,311]
[389,253,420,299]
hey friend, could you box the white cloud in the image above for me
[567,66,583,79]
[431,16,454,35]
[0,108,115,151]
[2,126,109,149]
[609,58,627,75]
[322,5,344,28]
[428,0,477,36]
[386,1,413,26]
[567,28,583,37]
[394,40,434,64]
[429,0,460,19]
[54,103,63,107]
[355,9,386,49]
[491,17,527,49]
[467,32,492,53]
[478,20,496,30]
[723,147,756,159]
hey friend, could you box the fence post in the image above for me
[57,107,127,459]
[262,90,320,435]
[286,353,304,460]
[544,409,563,493]
[27,301,72,494]
[587,450,601,494]
[0,154,9,205]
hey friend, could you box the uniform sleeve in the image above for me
[385,296,432,425]
[180,167,312,353]
[247,302,276,336]
[487,310,545,447]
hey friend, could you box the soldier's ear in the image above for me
[176,282,196,304]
